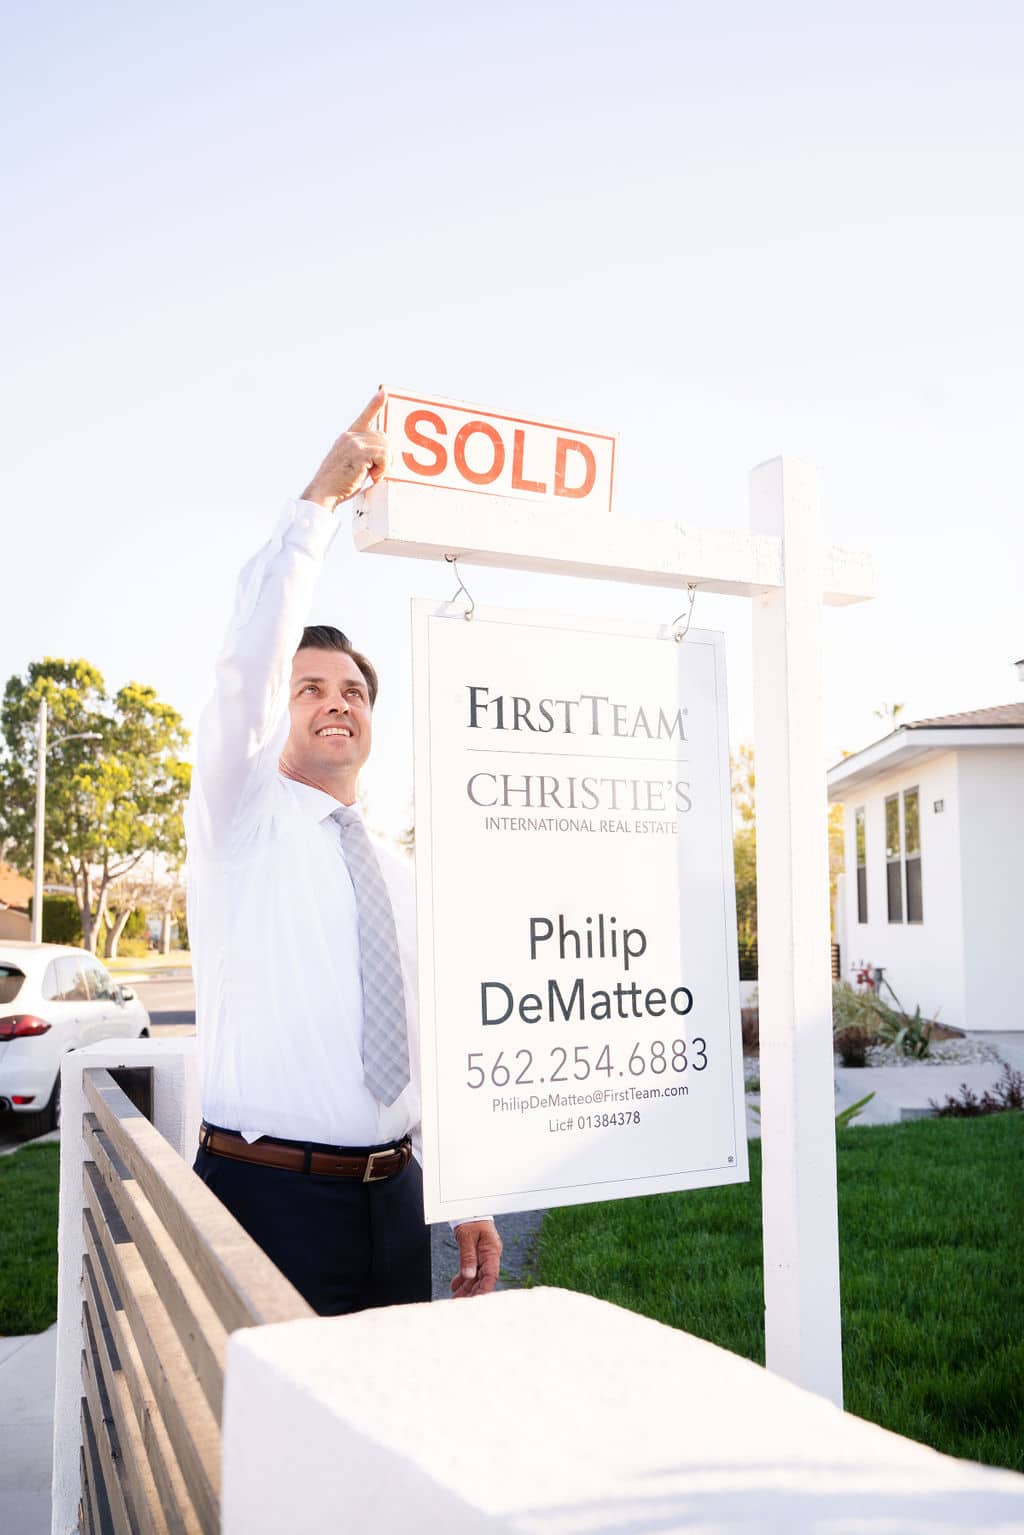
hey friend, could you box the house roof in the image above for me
[0,862,33,912]
[827,699,1024,798]
[901,702,1024,730]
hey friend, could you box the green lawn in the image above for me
[0,1142,60,1334]
[538,1115,1024,1472]
[106,950,192,974]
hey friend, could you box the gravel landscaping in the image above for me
[862,1037,1003,1069]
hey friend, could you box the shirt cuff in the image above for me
[283,497,342,560]
[449,1216,494,1230]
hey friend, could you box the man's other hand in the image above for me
[302,390,389,508]
[450,1219,502,1298]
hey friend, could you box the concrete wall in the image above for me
[840,752,966,1026]
[51,1037,200,1535]
[222,1287,1024,1533]
[959,747,1024,1031]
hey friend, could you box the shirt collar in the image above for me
[282,775,362,826]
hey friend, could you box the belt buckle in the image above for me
[363,1148,393,1183]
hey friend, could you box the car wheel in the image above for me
[139,1027,150,1039]
[25,1076,60,1138]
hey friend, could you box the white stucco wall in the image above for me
[958,747,1024,1031]
[222,1287,1024,1533]
[51,1038,200,1535]
[839,752,966,1026]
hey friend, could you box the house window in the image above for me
[885,794,903,922]
[904,787,923,923]
[855,808,867,923]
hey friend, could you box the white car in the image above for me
[0,941,150,1135]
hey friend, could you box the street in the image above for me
[134,971,196,1034]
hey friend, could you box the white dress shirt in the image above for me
[185,499,423,1155]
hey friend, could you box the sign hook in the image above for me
[444,554,476,621]
[671,583,698,642]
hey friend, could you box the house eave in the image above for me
[826,727,1024,800]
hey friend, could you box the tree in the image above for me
[730,743,845,944]
[731,746,757,948]
[827,800,845,934]
[0,659,191,953]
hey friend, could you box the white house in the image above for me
[828,700,1023,1033]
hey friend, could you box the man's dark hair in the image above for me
[296,624,379,707]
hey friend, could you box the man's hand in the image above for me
[301,390,389,509]
[450,1219,502,1299]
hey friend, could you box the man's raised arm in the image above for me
[189,392,388,850]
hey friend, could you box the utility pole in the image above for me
[31,698,47,943]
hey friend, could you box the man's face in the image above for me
[285,647,373,781]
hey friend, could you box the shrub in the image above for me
[741,1007,759,1054]
[123,907,148,940]
[832,980,933,1060]
[832,980,885,1034]
[116,937,150,959]
[28,894,82,946]
[874,1004,933,1060]
[834,1026,871,1068]
[930,1063,1024,1118]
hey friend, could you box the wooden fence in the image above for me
[737,941,842,982]
[78,1067,313,1535]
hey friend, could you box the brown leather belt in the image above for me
[199,1122,413,1182]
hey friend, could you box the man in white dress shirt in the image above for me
[186,391,501,1313]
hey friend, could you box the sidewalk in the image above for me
[834,1050,1016,1128]
[0,1327,57,1535]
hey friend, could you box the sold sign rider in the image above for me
[380,388,617,513]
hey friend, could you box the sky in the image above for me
[3,1,1022,836]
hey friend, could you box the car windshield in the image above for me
[0,965,26,1004]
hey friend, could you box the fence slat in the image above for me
[81,1398,114,1535]
[83,1287,167,1535]
[83,1190,203,1535]
[84,1222,202,1535]
[83,1162,222,1535]
[86,1115,229,1421]
[80,1443,97,1535]
[81,1327,134,1535]
[83,1068,313,1332]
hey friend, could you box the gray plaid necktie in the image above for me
[332,807,410,1106]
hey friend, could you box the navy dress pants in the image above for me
[193,1141,432,1316]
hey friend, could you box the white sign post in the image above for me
[354,392,871,1408]
[412,605,747,1222]
[750,458,843,1404]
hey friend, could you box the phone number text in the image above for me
[466,1038,707,1090]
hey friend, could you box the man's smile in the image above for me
[316,725,353,737]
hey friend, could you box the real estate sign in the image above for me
[412,601,748,1222]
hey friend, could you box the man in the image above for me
[186,391,501,1314]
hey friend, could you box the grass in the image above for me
[538,1114,1024,1472]
[106,950,192,974]
[0,1142,60,1334]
